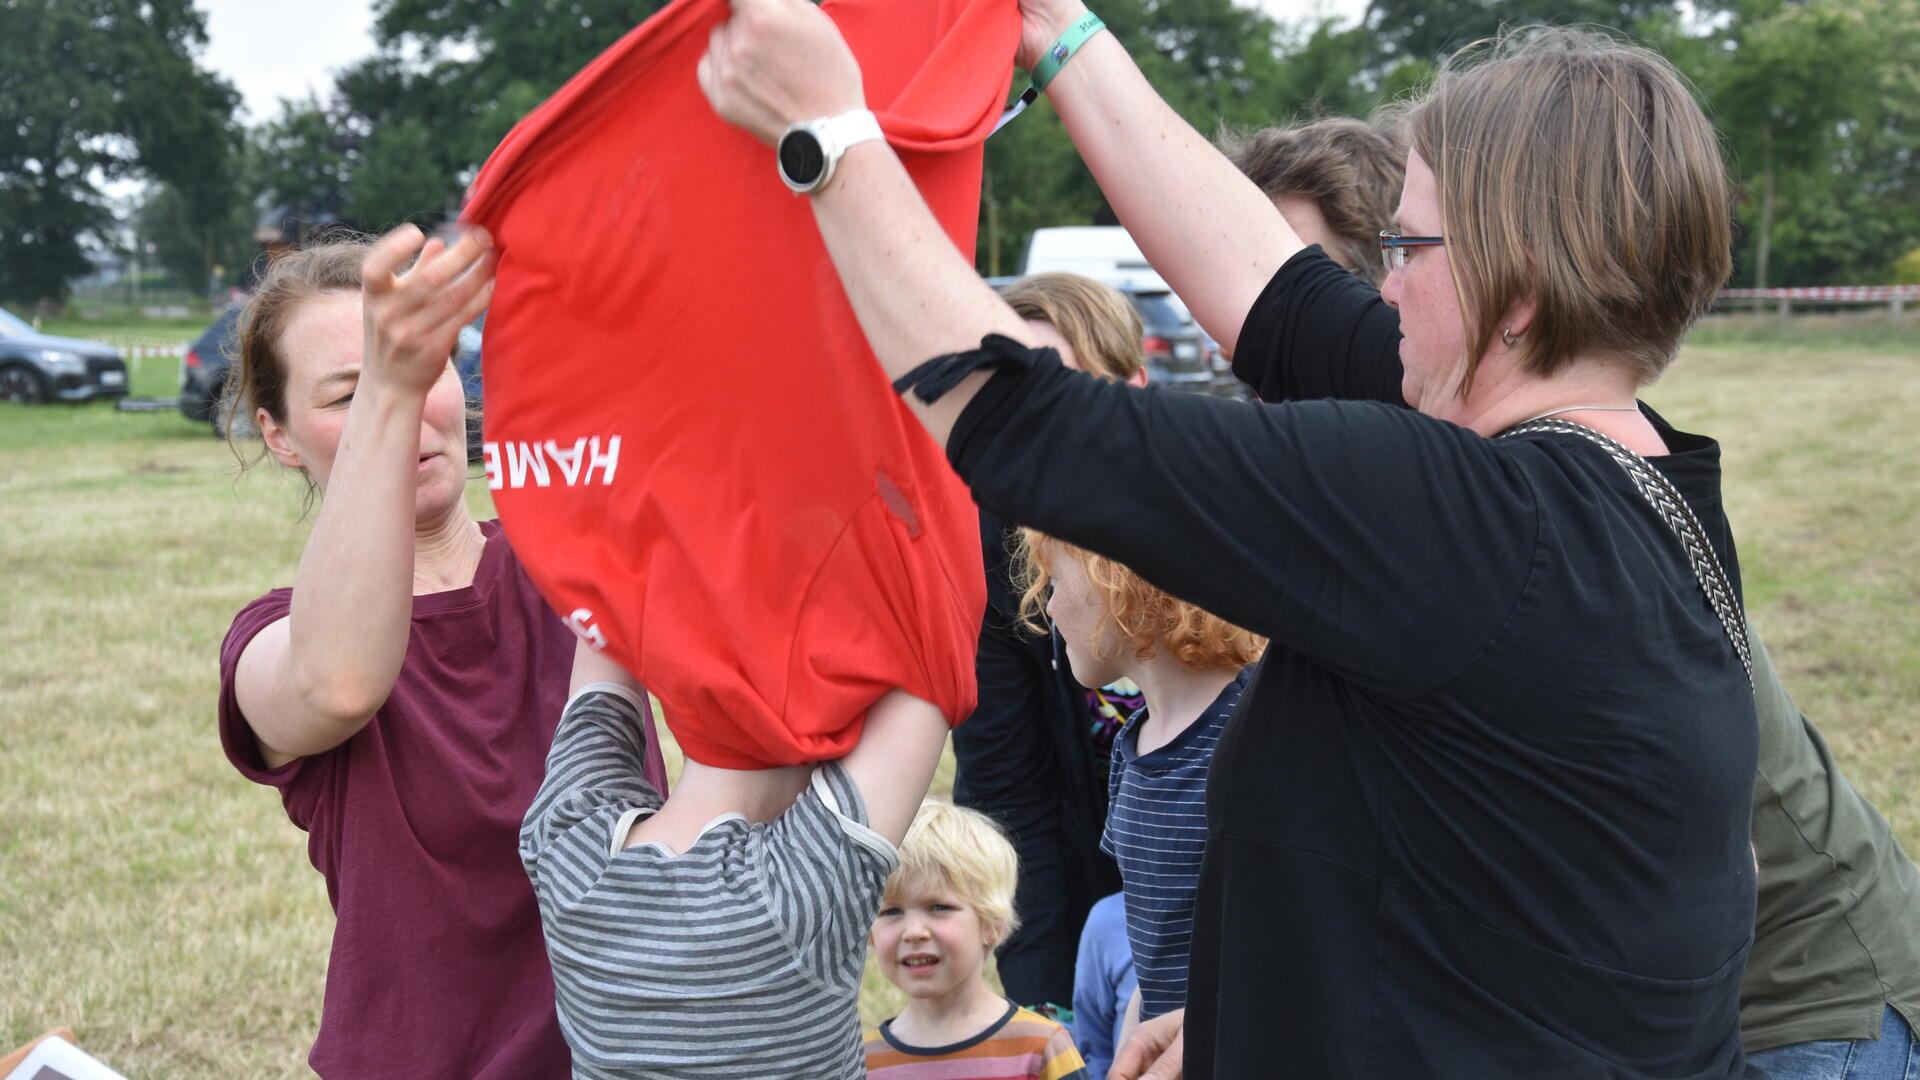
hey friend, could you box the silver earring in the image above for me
[1501,327,1518,348]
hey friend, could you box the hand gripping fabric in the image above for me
[463,0,1016,768]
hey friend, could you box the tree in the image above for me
[330,0,672,229]
[138,181,254,295]
[250,97,357,230]
[978,0,1308,272]
[1365,0,1691,63]
[1266,17,1380,119]
[0,0,240,303]
[1700,0,1878,287]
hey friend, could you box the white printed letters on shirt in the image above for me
[483,436,622,490]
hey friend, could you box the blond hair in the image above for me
[885,800,1021,944]
[1013,530,1266,673]
[998,273,1145,383]
[1219,116,1408,286]
[1406,27,1732,390]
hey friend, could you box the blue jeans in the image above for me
[1749,1006,1919,1080]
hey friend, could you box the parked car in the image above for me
[456,315,484,462]
[1020,225,1168,290]
[180,304,243,433]
[986,275,1214,394]
[1121,285,1215,394]
[0,308,128,404]
[1010,227,1236,395]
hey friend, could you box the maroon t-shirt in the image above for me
[218,520,668,1079]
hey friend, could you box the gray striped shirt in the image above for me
[520,684,899,1079]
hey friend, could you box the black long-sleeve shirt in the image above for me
[919,249,1759,1078]
[953,510,1121,1007]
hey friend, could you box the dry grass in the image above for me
[1,328,1915,1076]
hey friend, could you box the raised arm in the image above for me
[521,637,662,865]
[699,0,1031,449]
[233,227,496,766]
[699,2,1536,695]
[1014,1,1302,356]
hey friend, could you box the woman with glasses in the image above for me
[1224,98,1920,1080]
[700,1,1757,1077]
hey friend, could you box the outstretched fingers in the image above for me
[406,226,493,292]
[447,252,498,329]
[361,224,427,296]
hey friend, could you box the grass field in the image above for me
[2,318,1916,1075]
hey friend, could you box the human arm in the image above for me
[232,226,495,766]
[949,355,1538,692]
[700,3,1535,688]
[696,0,1274,438]
[697,0,1028,448]
[1013,2,1301,357]
[520,637,661,862]
[1071,918,1121,1074]
[837,688,952,847]
[1231,248,1407,407]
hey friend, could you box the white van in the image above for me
[1019,225,1170,292]
[1017,226,1237,395]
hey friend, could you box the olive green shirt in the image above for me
[1743,622,1920,1051]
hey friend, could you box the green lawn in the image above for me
[1,321,1915,1076]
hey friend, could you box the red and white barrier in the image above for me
[113,342,189,360]
[1719,285,1920,301]
[1716,284,1916,315]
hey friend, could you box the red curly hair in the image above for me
[1012,530,1265,672]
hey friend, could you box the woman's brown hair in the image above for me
[997,273,1145,383]
[220,237,374,462]
[1219,116,1408,286]
[1407,26,1733,390]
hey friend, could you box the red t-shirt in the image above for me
[463,0,1016,768]
[218,521,668,1078]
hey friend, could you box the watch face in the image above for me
[779,128,826,188]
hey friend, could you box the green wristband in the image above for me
[1032,12,1107,93]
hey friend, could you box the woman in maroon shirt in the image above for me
[216,227,668,1078]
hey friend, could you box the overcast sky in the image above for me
[198,0,1372,122]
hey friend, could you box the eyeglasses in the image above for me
[1379,229,1445,274]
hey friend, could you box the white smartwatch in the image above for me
[776,108,883,195]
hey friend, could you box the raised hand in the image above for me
[697,0,866,147]
[1015,0,1092,72]
[359,224,495,399]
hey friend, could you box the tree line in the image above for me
[3,0,1916,305]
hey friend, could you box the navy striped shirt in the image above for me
[1100,668,1251,1021]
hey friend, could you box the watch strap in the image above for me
[815,108,883,155]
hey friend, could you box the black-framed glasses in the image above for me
[1379,229,1445,274]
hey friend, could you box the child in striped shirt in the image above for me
[865,801,1089,1080]
[1014,533,1266,1025]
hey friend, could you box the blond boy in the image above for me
[865,801,1090,1079]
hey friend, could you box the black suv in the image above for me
[0,307,128,404]
[181,305,487,454]
[180,305,243,432]
[1120,286,1214,394]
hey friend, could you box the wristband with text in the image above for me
[1033,12,1108,92]
[993,12,1108,135]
